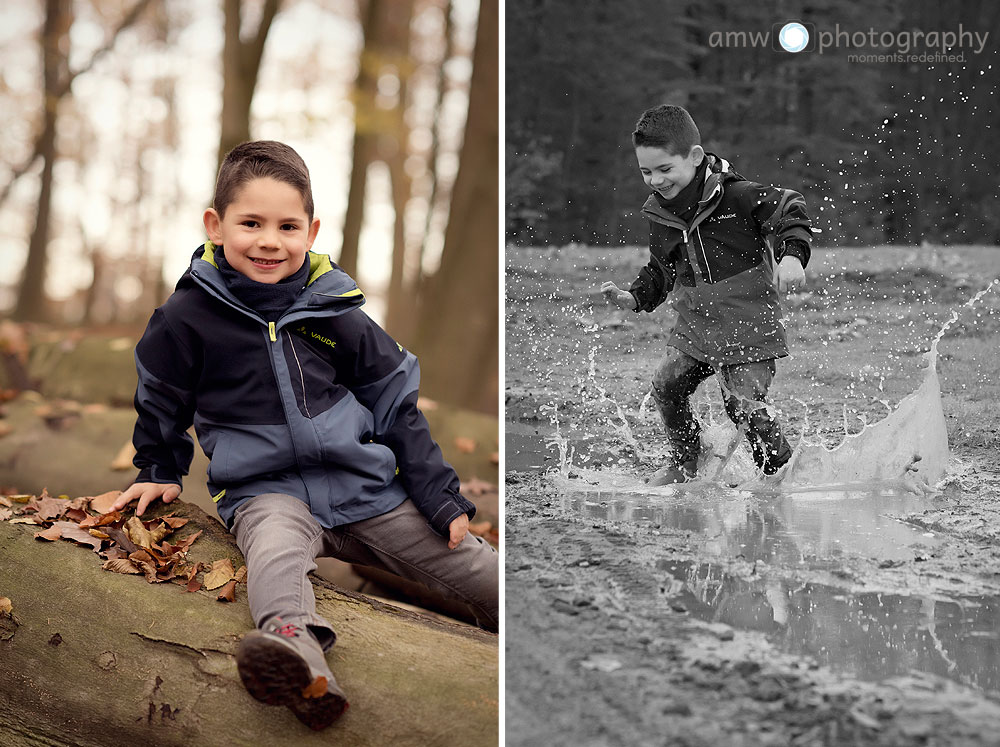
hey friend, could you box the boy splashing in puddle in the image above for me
[112,141,498,729]
[601,105,813,485]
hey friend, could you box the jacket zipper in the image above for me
[287,334,311,418]
[696,226,714,284]
[268,321,277,342]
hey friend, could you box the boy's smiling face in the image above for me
[636,144,704,200]
[203,176,320,284]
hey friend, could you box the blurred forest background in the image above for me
[1,0,497,414]
[506,0,1000,249]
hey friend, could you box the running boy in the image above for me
[601,105,813,485]
[111,141,498,730]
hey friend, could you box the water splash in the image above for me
[548,278,998,495]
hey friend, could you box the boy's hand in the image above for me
[600,281,637,310]
[110,482,181,516]
[447,513,470,550]
[775,256,806,293]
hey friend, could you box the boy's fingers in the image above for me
[136,489,161,516]
[112,486,139,511]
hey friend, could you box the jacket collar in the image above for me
[181,242,365,323]
[641,153,736,228]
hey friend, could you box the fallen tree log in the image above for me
[0,499,498,746]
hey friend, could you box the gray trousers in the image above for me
[651,346,792,474]
[231,493,499,652]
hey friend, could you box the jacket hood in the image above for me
[177,242,365,318]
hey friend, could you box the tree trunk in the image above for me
[217,0,281,168]
[338,0,387,277]
[413,0,498,416]
[0,500,498,746]
[13,0,70,323]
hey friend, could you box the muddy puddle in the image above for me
[660,558,1000,695]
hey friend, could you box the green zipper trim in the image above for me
[268,322,277,342]
[212,489,226,503]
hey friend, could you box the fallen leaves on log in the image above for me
[2,488,244,604]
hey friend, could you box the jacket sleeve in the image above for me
[132,308,198,487]
[742,183,813,268]
[628,223,677,313]
[331,309,475,537]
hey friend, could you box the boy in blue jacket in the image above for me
[112,141,498,730]
[601,105,812,485]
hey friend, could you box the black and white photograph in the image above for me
[505,2,1000,744]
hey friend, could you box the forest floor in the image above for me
[504,245,1000,746]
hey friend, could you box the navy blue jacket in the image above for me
[629,154,813,365]
[131,243,475,535]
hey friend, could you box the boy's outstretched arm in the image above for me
[115,307,198,515]
[600,280,638,310]
[744,183,813,293]
[329,310,476,544]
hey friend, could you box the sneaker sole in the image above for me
[237,634,349,730]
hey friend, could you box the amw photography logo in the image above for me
[708,21,990,64]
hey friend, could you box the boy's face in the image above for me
[203,176,320,284]
[635,144,705,200]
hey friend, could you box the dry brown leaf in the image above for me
[28,492,69,521]
[7,494,34,504]
[216,579,237,602]
[103,558,142,575]
[88,529,110,540]
[0,496,12,508]
[79,510,122,529]
[173,530,202,554]
[203,558,235,590]
[34,525,63,542]
[185,576,202,593]
[88,491,122,514]
[125,516,168,549]
[233,565,247,584]
[109,441,136,471]
[64,508,88,523]
[0,508,11,522]
[454,436,477,453]
[161,516,189,530]
[54,521,104,552]
[9,517,40,525]
[0,597,11,616]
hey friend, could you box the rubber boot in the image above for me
[647,458,699,486]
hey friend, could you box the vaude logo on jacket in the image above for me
[709,212,738,221]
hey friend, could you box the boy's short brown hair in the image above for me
[632,105,701,156]
[213,140,314,222]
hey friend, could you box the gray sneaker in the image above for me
[237,618,349,730]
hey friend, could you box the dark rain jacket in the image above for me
[131,243,474,536]
[629,154,813,365]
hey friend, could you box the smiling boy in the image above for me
[112,141,498,730]
[601,105,813,484]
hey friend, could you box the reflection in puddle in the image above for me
[660,560,1000,695]
[561,488,943,563]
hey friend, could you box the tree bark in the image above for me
[0,500,497,746]
[413,0,498,415]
